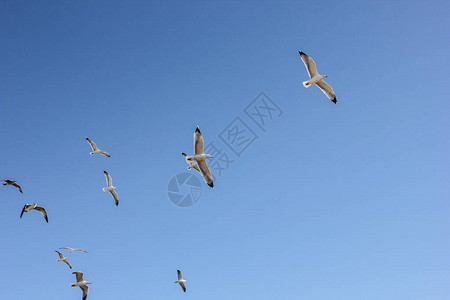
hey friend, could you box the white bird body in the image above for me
[102,186,116,192]
[303,75,327,87]
[25,203,37,212]
[71,281,90,287]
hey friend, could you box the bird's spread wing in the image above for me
[64,259,72,269]
[198,160,214,188]
[299,51,319,79]
[86,138,98,151]
[12,183,23,193]
[20,204,28,218]
[73,272,84,282]
[179,282,186,292]
[80,285,89,300]
[60,247,71,251]
[77,249,87,253]
[35,206,48,223]
[110,190,119,206]
[316,80,337,103]
[100,151,110,157]
[194,127,204,155]
[55,251,64,259]
[177,270,183,281]
[104,171,112,187]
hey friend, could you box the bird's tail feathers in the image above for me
[303,81,312,88]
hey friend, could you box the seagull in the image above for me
[20,203,48,223]
[86,137,110,157]
[182,126,214,188]
[2,180,23,193]
[103,171,119,206]
[174,269,187,292]
[181,152,201,174]
[298,51,337,104]
[70,271,91,300]
[60,247,88,253]
[55,250,72,269]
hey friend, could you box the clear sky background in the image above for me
[0,1,449,299]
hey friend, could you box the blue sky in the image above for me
[0,0,449,299]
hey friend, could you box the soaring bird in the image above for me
[59,247,88,253]
[86,137,110,157]
[298,51,337,104]
[174,269,187,292]
[182,126,214,188]
[2,180,23,193]
[55,250,72,269]
[20,203,48,223]
[70,271,91,300]
[103,171,119,206]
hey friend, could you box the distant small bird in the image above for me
[55,250,72,269]
[86,137,110,157]
[70,271,91,300]
[298,51,337,104]
[103,171,119,206]
[2,179,23,193]
[174,269,187,292]
[181,152,201,173]
[20,203,48,223]
[182,126,214,188]
[59,247,88,253]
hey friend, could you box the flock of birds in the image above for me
[3,51,336,299]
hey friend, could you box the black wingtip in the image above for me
[332,98,337,104]
[85,137,89,140]
[195,126,201,133]
[103,170,107,173]
[208,182,214,188]
[298,50,305,56]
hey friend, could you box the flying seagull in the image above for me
[86,137,110,157]
[2,180,23,193]
[103,171,119,206]
[181,152,201,174]
[70,271,91,300]
[182,126,214,188]
[298,51,337,104]
[174,269,187,292]
[60,247,88,253]
[20,203,48,223]
[55,250,72,269]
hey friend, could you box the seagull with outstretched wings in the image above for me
[103,171,119,206]
[20,203,48,223]
[86,137,110,157]
[298,51,337,104]
[2,179,23,193]
[174,269,187,292]
[181,126,214,188]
